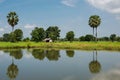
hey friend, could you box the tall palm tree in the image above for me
[89,15,101,42]
[7,12,19,32]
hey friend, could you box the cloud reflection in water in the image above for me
[90,68,120,80]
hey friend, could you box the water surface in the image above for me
[0,49,120,80]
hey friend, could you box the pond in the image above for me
[0,49,120,80]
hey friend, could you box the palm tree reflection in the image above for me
[7,57,19,80]
[66,50,75,58]
[89,49,101,74]
[6,49,22,80]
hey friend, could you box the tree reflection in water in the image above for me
[89,49,101,74]
[3,49,23,60]
[66,50,75,58]
[7,57,19,80]
[32,49,60,61]
[4,49,22,80]
[46,49,60,61]
[32,49,45,60]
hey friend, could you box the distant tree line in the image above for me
[0,11,120,42]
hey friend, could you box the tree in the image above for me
[79,36,85,41]
[84,34,94,41]
[110,34,116,42]
[7,12,19,42]
[9,32,16,42]
[3,33,10,42]
[23,37,30,42]
[7,12,19,32]
[89,15,101,42]
[31,27,45,42]
[116,36,120,42]
[14,29,23,41]
[46,26,61,41]
[66,31,74,42]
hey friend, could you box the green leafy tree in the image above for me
[14,29,23,41]
[3,33,10,42]
[9,32,16,42]
[66,31,74,42]
[31,27,45,42]
[23,37,30,42]
[79,36,85,41]
[85,34,94,41]
[46,26,61,41]
[110,34,116,42]
[116,36,120,42]
[89,15,101,42]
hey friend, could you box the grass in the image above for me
[0,41,120,51]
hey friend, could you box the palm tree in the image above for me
[7,12,19,32]
[89,15,101,42]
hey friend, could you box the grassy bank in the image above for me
[0,41,120,51]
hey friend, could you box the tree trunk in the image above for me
[96,28,97,42]
[12,27,14,32]
[93,28,95,41]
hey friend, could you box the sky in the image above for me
[0,0,120,38]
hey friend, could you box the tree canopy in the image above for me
[66,31,75,42]
[31,27,45,42]
[46,26,61,41]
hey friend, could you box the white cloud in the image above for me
[61,0,78,7]
[0,28,4,32]
[90,68,120,80]
[24,24,36,29]
[87,0,120,14]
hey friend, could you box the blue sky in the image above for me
[0,0,120,38]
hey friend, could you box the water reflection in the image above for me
[32,49,60,61]
[7,57,19,80]
[3,49,23,60]
[0,49,120,80]
[90,68,120,80]
[89,49,101,74]
[66,50,75,58]
[32,49,45,60]
[46,49,60,61]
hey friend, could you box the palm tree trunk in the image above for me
[93,28,94,41]
[96,28,97,42]
[11,27,14,42]
[12,27,14,32]
[93,50,94,61]
[95,49,97,61]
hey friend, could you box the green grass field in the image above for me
[0,41,120,51]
